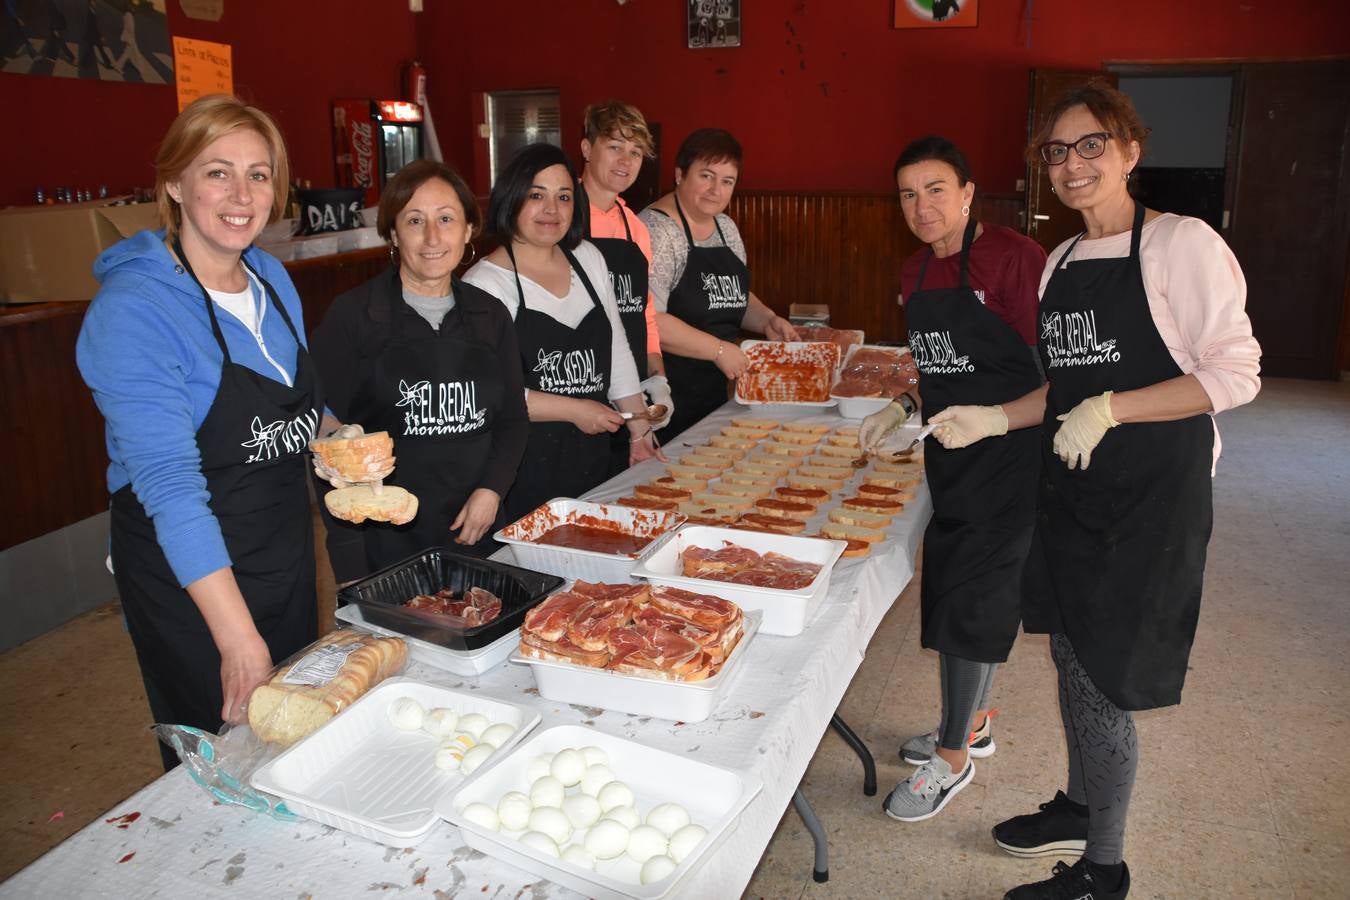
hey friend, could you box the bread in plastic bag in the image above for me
[247,628,408,746]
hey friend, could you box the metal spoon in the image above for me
[617,404,670,421]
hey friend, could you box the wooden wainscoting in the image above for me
[727,190,1024,341]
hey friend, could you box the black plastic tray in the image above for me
[337,547,565,651]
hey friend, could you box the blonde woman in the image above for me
[77,95,325,769]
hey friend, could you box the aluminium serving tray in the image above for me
[338,547,564,651]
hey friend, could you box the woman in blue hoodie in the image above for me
[77,96,325,769]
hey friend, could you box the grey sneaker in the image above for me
[900,714,997,765]
[883,754,974,822]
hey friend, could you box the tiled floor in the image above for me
[2,378,1347,897]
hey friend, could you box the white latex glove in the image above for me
[641,374,675,430]
[859,401,910,453]
[928,405,1008,449]
[1053,391,1118,470]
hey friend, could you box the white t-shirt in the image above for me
[205,268,292,386]
[463,240,642,401]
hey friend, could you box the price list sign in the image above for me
[173,37,234,112]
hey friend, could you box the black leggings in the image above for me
[938,654,997,751]
[1053,633,1137,865]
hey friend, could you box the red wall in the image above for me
[419,0,1350,195]
[3,0,1346,209]
[0,0,417,207]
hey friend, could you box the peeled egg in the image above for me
[445,732,476,752]
[549,748,586,787]
[528,806,572,845]
[456,712,490,739]
[387,697,425,731]
[640,854,678,885]
[526,752,556,782]
[561,844,596,870]
[596,780,634,812]
[668,823,707,863]
[497,792,532,831]
[460,742,495,775]
[580,745,609,768]
[518,830,560,858]
[602,804,640,830]
[433,745,464,771]
[479,722,516,748]
[579,763,616,797]
[421,708,458,737]
[583,818,630,860]
[561,794,601,829]
[646,802,691,837]
[626,824,669,863]
[461,802,499,832]
[529,775,565,809]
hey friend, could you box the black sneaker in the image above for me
[992,791,1088,858]
[1004,858,1130,899]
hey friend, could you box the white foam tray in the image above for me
[631,526,847,637]
[510,610,761,722]
[439,724,764,900]
[250,677,540,846]
[335,603,518,677]
[495,499,685,584]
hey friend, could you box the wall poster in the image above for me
[1,0,173,82]
[688,0,740,49]
[893,0,979,29]
[172,34,230,111]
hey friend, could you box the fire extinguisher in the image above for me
[403,60,427,105]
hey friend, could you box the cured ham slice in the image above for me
[520,629,611,667]
[522,591,592,642]
[606,624,707,681]
[566,596,633,651]
[648,586,742,630]
[679,542,823,590]
[405,585,502,627]
[571,581,651,605]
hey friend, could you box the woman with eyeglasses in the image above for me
[939,82,1261,900]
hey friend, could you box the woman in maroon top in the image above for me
[862,136,1047,825]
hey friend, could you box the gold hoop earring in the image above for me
[461,242,477,266]
[961,205,970,217]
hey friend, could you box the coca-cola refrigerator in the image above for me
[333,99,424,208]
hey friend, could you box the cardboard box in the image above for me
[0,200,160,303]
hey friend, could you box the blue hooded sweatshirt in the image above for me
[76,230,312,588]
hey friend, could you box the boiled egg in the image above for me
[583,818,630,860]
[461,802,499,832]
[497,792,532,831]
[518,830,560,858]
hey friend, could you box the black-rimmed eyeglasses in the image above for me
[1039,133,1112,165]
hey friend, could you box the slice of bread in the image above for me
[798,463,855,481]
[689,492,754,514]
[681,453,733,471]
[769,431,819,446]
[863,472,921,490]
[827,434,861,448]
[324,484,418,525]
[635,482,694,502]
[761,441,814,458]
[817,443,863,459]
[711,481,773,500]
[733,513,806,534]
[820,521,886,544]
[735,458,793,478]
[721,472,777,489]
[655,475,710,492]
[708,435,757,451]
[677,502,739,523]
[833,424,861,436]
[721,425,772,440]
[787,473,846,492]
[667,463,724,481]
[731,417,780,430]
[617,495,679,511]
[694,444,748,462]
[828,506,894,528]
[780,422,830,435]
[753,498,816,521]
[811,532,870,557]
[871,458,924,475]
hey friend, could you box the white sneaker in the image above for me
[900,712,997,765]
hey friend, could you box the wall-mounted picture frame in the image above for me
[688,0,741,49]
[893,0,979,29]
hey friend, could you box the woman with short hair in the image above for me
[465,143,662,524]
[310,159,528,575]
[640,128,798,442]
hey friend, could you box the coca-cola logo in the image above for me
[350,121,374,188]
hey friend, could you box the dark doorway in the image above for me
[1117,74,1232,233]
[621,122,662,212]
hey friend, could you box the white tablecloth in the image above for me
[4,404,930,899]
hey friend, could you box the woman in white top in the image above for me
[464,143,663,524]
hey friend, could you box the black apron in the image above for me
[110,244,320,764]
[907,218,1044,663]
[591,204,650,475]
[655,196,749,444]
[345,288,504,568]
[500,247,614,525]
[1023,203,1214,710]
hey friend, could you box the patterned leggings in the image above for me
[1052,633,1137,865]
[938,654,997,751]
